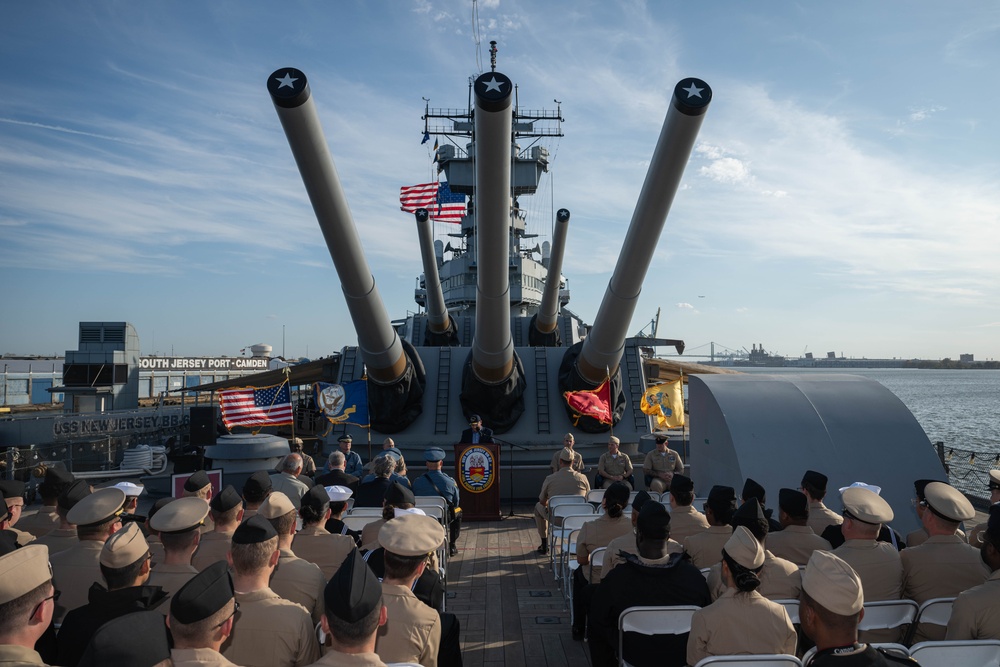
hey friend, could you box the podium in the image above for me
[454,442,501,521]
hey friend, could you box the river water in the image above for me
[734,367,1000,454]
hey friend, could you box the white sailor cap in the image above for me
[112,481,146,497]
[325,485,353,502]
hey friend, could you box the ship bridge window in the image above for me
[62,364,129,387]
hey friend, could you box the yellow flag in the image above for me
[640,379,685,428]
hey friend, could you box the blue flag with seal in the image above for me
[314,380,369,426]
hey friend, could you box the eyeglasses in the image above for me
[214,600,240,628]
[918,500,929,508]
[31,589,60,619]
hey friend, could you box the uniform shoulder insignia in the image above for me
[874,647,919,664]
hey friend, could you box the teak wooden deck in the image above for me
[450,505,592,667]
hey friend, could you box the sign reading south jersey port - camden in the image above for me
[137,357,269,371]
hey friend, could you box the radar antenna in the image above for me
[489,40,498,72]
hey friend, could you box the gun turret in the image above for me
[560,77,712,430]
[267,68,424,432]
[529,208,570,346]
[415,208,458,345]
[459,68,526,432]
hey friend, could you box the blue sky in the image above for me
[2,1,999,362]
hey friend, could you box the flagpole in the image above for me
[285,367,295,445]
[680,369,688,460]
[364,366,372,466]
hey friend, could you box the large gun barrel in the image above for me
[530,208,570,345]
[415,208,457,345]
[576,78,712,384]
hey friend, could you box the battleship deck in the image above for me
[451,505,590,667]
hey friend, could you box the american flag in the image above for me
[219,383,293,429]
[399,181,466,223]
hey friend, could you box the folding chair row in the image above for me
[547,503,596,578]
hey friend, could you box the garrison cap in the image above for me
[988,470,1000,490]
[78,611,171,667]
[379,512,445,556]
[67,487,126,527]
[259,491,296,519]
[841,487,894,524]
[100,521,149,568]
[148,497,174,522]
[734,497,765,522]
[243,470,272,498]
[210,485,243,513]
[171,560,234,624]
[301,485,331,512]
[0,545,51,604]
[802,469,828,491]
[741,478,766,503]
[112,481,145,497]
[802,550,864,616]
[558,448,575,463]
[337,434,353,443]
[58,479,93,510]
[39,468,74,497]
[913,479,940,501]
[424,447,446,462]
[923,481,976,522]
[707,485,737,511]
[636,501,671,540]
[778,488,809,519]
[184,470,211,493]
[631,490,652,512]
[987,503,1000,536]
[0,480,25,501]
[670,474,694,494]
[150,497,210,534]
[724,525,764,569]
[384,481,415,506]
[326,485,353,502]
[325,548,381,623]
[232,514,277,544]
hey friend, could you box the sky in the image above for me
[2,1,999,363]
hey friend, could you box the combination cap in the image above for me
[58,479,92,511]
[337,434,353,443]
[149,497,210,534]
[802,550,864,616]
[988,470,1000,490]
[210,485,243,513]
[379,512,445,556]
[232,514,277,544]
[101,521,149,568]
[841,487,894,524]
[184,470,211,493]
[913,479,940,501]
[171,560,235,624]
[325,549,381,623]
[259,491,296,519]
[424,447,446,462]
[923,481,976,522]
[0,545,51,604]
[67,487,126,527]
[724,525,764,569]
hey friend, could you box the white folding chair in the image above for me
[346,507,384,517]
[858,599,918,643]
[415,496,447,511]
[909,639,1000,667]
[619,605,700,667]
[693,656,802,667]
[420,504,447,526]
[587,489,606,505]
[548,504,595,577]
[342,515,382,532]
[772,599,799,625]
[906,597,955,644]
[692,497,708,513]
[560,515,600,594]
[589,546,607,582]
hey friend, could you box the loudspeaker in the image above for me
[189,406,218,447]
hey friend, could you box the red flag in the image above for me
[563,379,612,425]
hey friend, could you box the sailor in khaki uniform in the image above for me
[0,481,35,547]
[168,561,243,667]
[309,550,389,667]
[242,471,273,519]
[260,491,326,626]
[194,485,244,572]
[534,448,591,554]
[0,545,55,666]
[595,436,633,489]
[49,486,126,624]
[34,479,90,556]
[145,497,173,566]
[292,485,357,580]
[767,488,832,566]
[602,491,684,580]
[549,433,585,474]
[687,526,797,666]
[801,470,844,536]
[666,474,710,543]
[220,515,320,667]
[147,496,209,607]
[183,470,218,534]
[947,503,1000,641]
[642,435,683,494]
[905,478,964,547]
[374,513,443,667]
[833,487,902,602]
[902,481,988,642]
[683,485,738,569]
[966,470,1000,548]
[16,468,74,539]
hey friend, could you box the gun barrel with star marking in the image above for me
[267,68,424,433]
[565,78,712,406]
[414,208,457,344]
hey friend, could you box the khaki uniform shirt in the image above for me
[549,449,585,474]
[148,535,166,566]
[360,519,386,551]
[270,473,311,507]
[148,562,199,605]
[807,501,843,536]
[292,526,357,580]
[0,644,48,666]
[600,534,683,582]
[906,526,964,548]
[576,513,632,580]
[668,505,710,544]
[222,588,320,667]
[946,569,1000,641]
[834,538,903,601]
[270,548,327,626]
[597,452,632,480]
[49,539,104,624]
[33,527,78,556]
[706,551,802,602]
[687,588,797,666]
[766,525,831,567]
[642,449,684,476]
[193,530,236,572]
[16,506,59,538]
[304,652,387,667]
[539,468,591,506]
[9,528,35,547]
[171,647,242,666]
[684,526,732,569]
[374,583,440,667]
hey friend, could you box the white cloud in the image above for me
[676,302,694,309]
[699,157,753,186]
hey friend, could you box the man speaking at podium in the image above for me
[460,415,495,444]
